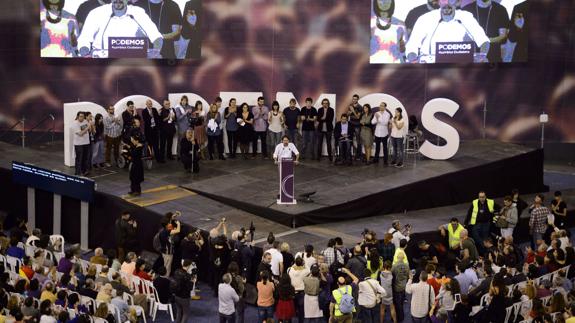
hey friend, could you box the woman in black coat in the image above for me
[179,129,200,173]
[129,134,144,196]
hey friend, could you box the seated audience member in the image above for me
[96,283,113,303]
[334,114,355,165]
[153,267,172,304]
[6,237,25,259]
[19,256,34,280]
[78,278,99,300]
[57,251,74,274]
[90,247,108,265]
[40,282,57,303]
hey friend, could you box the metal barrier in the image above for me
[0,114,55,148]
[0,117,25,147]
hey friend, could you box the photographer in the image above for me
[172,259,196,323]
[388,220,411,249]
[209,218,231,296]
[159,211,182,277]
[180,229,204,268]
[232,227,255,282]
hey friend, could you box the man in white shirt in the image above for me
[388,220,411,249]
[406,270,435,321]
[218,273,239,322]
[358,268,387,322]
[73,111,91,176]
[273,135,300,164]
[406,0,490,63]
[267,241,284,278]
[77,0,163,58]
[371,102,391,164]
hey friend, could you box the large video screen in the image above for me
[40,0,202,59]
[370,0,528,64]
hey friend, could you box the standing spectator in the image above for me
[128,134,144,196]
[406,271,435,323]
[179,129,200,173]
[268,101,285,153]
[172,260,195,323]
[484,279,507,323]
[268,241,284,279]
[103,105,123,167]
[159,211,181,277]
[358,268,386,323]
[392,239,409,266]
[280,242,294,274]
[346,245,367,281]
[391,253,409,322]
[551,191,567,229]
[141,99,161,162]
[256,271,275,323]
[191,101,208,159]
[283,99,300,143]
[114,211,137,262]
[237,103,254,159]
[329,268,359,323]
[218,273,239,323]
[224,98,239,159]
[529,194,551,248]
[275,274,296,323]
[511,189,529,217]
[206,103,225,160]
[209,223,231,296]
[175,95,192,155]
[388,220,411,249]
[85,112,95,173]
[227,262,245,323]
[92,113,105,168]
[372,102,391,165]
[72,111,91,176]
[153,267,172,305]
[390,107,405,168]
[299,97,317,160]
[464,191,496,253]
[346,94,363,160]
[379,261,397,323]
[316,98,335,161]
[378,233,395,263]
[252,96,270,158]
[159,99,176,161]
[359,104,374,164]
[121,101,137,143]
[497,195,518,238]
[302,264,323,322]
[288,257,310,323]
[459,229,479,265]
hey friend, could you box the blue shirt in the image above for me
[7,246,25,259]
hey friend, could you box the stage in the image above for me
[0,139,550,253]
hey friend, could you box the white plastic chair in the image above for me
[106,303,122,323]
[540,295,552,306]
[122,293,147,323]
[6,256,21,273]
[49,234,65,253]
[480,293,491,307]
[151,285,174,321]
[504,305,514,323]
[80,295,97,314]
[24,245,36,258]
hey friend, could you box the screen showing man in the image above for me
[41,0,202,59]
[370,0,528,64]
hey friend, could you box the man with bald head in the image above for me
[142,99,162,162]
[329,267,359,323]
[90,247,107,265]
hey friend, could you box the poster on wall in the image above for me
[40,0,202,59]
[369,0,528,64]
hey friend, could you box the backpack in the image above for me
[337,286,355,314]
[153,231,162,253]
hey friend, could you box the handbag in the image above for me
[366,279,382,307]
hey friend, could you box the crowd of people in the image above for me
[0,187,572,323]
[71,93,421,193]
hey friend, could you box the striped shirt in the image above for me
[104,114,123,138]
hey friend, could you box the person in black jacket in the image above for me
[316,98,335,162]
[181,0,202,59]
[159,99,176,161]
[153,267,172,304]
[141,99,161,162]
[334,114,355,166]
[172,260,195,323]
[179,129,200,173]
[121,101,137,143]
[114,211,137,262]
[128,134,144,195]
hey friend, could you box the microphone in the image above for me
[100,13,115,52]
[128,14,150,42]
[427,18,443,57]
[455,19,476,43]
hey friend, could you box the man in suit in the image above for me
[141,99,162,162]
[334,114,355,166]
[316,98,335,162]
[159,99,177,161]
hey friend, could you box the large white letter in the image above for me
[419,98,460,160]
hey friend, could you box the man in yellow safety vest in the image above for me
[464,191,498,254]
[439,217,465,270]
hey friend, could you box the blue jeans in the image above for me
[302,130,317,159]
[470,222,490,252]
[359,305,380,323]
[391,137,403,164]
[257,306,274,322]
[412,316,430,323]
[532,232,543,249]
[286,128,297,143]
[393,291,406,322]
[219,313,236,323]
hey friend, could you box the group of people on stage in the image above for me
[370,0,529,63]
[41,0,202,59]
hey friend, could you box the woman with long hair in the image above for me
[268,101,285,151]
[192,101,207,159]
[92,113,105,168]
[256,270,275,323]
[390,107,405,167]
[360,104,374,163]
[237,103,255,159]
[275,274,295,323]
[224,98,240,158]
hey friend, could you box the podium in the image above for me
[277,158,296,205]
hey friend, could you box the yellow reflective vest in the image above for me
[469,198,494,225]
[447,223,464,249]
